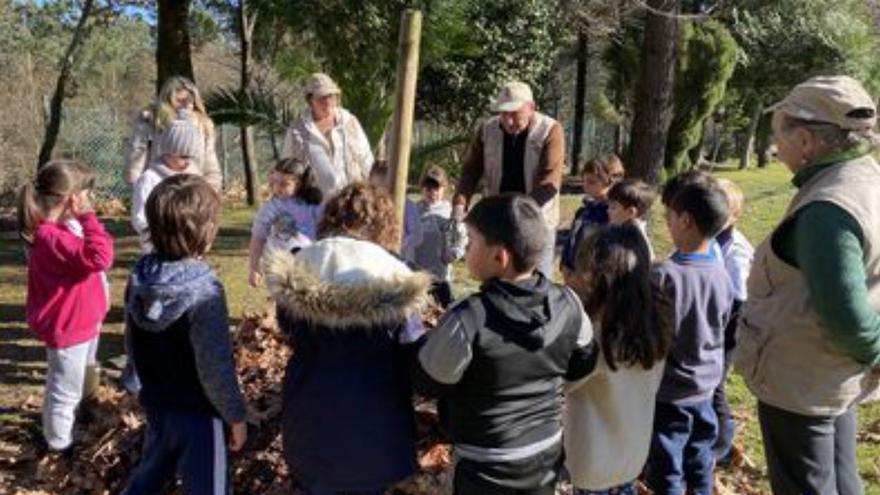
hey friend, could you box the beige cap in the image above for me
[492,81,534,112]
[420,165,448,188]
[769,75,877,131]
[304,73,341,98]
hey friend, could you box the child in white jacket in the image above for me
[131,110,204,253]
[564,223,670,494]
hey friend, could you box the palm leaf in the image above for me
[204,87,293,135]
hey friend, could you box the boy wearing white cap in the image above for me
[456,81,565,278]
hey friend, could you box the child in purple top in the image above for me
[248,158,323,288]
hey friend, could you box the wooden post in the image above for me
[388,9,423,249]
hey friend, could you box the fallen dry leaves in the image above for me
[0,301,769,495]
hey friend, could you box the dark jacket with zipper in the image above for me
[413,273,597,457]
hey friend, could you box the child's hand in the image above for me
[248,270,263,288]
[229,422,247,452]
[70,189,93,216]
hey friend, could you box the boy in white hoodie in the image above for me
[405,166,467,307]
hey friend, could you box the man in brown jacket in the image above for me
[455,81,565,277]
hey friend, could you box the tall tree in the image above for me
[570,31,588,175]
[664,20,737,173]
[722,0,880,168]
[627,0,679,184]
[37,0,96,168]
[156,0,194,92]
[238,0,258,204]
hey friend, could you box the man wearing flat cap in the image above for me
[455,81,565,277]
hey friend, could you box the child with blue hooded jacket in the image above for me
[122,175,247,495]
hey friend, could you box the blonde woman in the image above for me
[124,76,222,190]
[281,73,374,202]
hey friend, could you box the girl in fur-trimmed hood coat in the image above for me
[264,236,431,494]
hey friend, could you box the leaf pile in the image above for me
[0,305,453,495]
[0,302,769,494]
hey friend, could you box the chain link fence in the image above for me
[54,107,618,199]
[56,107,277,200]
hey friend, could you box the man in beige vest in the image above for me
[455,81,565,277]
[733,76,880,495]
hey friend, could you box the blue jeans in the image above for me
[647,400,717,495]
[574,481,638,495]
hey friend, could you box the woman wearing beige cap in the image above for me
[733,75,880,495]
[281,73,374,202]
[124,76,222,190]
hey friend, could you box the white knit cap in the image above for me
[160,110,204,159]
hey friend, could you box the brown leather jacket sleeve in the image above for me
[531,122,565,207]
[456,127,485,207]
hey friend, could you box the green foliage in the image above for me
[260,0,414,143]
[598,20,642,122]
[417,0,568,130]
[205,86,293,134]
[591,92,624,125]
[665,20,737,173]
[722,0,880,129]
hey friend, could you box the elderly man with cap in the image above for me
[733,75,880,495]
[281,73,374,202]
[455,81,565,277]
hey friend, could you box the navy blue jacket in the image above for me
[560,199,609,272]
[125,255,246,424]
[264,238,431,493]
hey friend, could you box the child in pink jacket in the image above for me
[18,160,114,455]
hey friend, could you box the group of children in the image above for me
[19,145,754,494]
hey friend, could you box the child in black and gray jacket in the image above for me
[414,193,598,495]
[122,175,247,495]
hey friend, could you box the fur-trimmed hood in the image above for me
[264,237,431,329]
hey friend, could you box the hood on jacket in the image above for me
[420,200,452,217]
[264,237,431,330]
[126,255,215,332]
[481,274,553,346]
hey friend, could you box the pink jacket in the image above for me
[26,212,114,349]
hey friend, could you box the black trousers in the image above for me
[453,442,563,495]
[758,401,862,495]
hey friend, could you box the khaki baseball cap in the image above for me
[492,81,534,112]
[304,73,341,98]
[768,75,877,131]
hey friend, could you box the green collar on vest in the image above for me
[792,144,873,189]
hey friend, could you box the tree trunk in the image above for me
[755,113,772,168]
[687,119,709,168]
[239,2,258,205]
[627,0,679,185]
[156,0,194,93]
[738,101,762,170]
[570,31,588,176]
[37,0,95,169]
